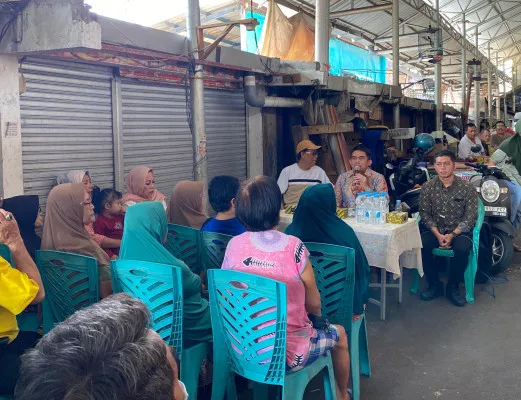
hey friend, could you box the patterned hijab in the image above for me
[122,166,166,204]
[41,183,110,267]
[168,181,207,229]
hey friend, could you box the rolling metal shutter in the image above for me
[121,79,194,198]
[20,58,115,211]
[205,89,247,181]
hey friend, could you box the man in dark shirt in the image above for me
[419,150,478,306]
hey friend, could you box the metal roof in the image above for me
[153,0,518,85]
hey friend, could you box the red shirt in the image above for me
[93,214,124,258]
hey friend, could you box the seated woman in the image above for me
[122,166,166,210]
[222,176,351,400]
[55,169,121,252]
[168,181,207,229]
[0,208,45,396]
[93,189,125,259]
[2,195,43,260]
[119,202,212,347]
[201,175,246,236]
[286,184,370,318]
[41,183,112,298]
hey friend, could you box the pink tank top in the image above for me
[222,230,315,369]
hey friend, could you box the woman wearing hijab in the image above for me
[286,184,370,318]
[119,202,212,346]
[41,183,112,298]
[122,166,167,210]
[168,181,207,229]
[1,195,43,260]
[55,169,121,254]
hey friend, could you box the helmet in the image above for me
[413,133,435,154]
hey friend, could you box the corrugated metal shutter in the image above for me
[121,79,194,198]
[20,58,115,211]
[205,89,247,181]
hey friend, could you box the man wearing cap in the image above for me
[277,139,331,206]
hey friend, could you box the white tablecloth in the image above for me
[279,212,423,277]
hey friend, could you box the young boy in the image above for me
[93,189,125,259]
[201,176,246,236]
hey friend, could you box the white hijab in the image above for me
[56,170,89,185]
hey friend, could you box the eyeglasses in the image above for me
[304,150,319,156]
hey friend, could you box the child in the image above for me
[93,188,125,259]
[201,175,246,236]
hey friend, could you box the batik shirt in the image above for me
[419,176,478,234]
[222,230,316,369]
[334,169,388,208]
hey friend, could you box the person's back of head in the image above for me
[236,176,282,232]
[208,175,240,215]
[15,294,175,400]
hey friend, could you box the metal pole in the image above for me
[487,42,492,121]
[461,14,466,116]
[330,3,393,17]
[392,0,400,129]
[315,0,330,68]
[496,53,500,120]
[474,25,480,125]
[186,0,208,184]
[504,60,507,122]
[434,0,442,131]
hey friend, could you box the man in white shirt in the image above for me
[458,123,485,160]
[277,139,331,205]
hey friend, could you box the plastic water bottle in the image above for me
[374,195,382,225]
[356,192,366,224]
[395,200,402,212]
[365,193,375,225]
[379,193,389,224]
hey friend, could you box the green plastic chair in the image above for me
[208,269,337,400]
[410,198,485,304]
[200,231,233,271]
[111,260,208,400]
[165,224,201,274]
[0,243,13,265]
[305,242,371,400]
[36,250,99,333]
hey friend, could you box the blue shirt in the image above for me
[200,217,246,236]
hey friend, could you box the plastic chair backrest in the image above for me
[207,269,287,385]
[165,224,201,273]
[111,260,183,353]
[36,250,99,329]
[200,231,233,271]
[473,198,485,248]
[0,243,13,265]
[304,243,355,331]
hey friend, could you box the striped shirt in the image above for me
[277,164,331,206]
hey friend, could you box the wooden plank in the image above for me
[292,123,355,136]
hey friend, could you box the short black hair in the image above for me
[208,175,240,213]
[465,123,476,132]
[236,176,282,232]
[92,188,122,214]
[496,120,506,127]
[480,127,490,134]
[434,149,456,162]
[351,144,372,160]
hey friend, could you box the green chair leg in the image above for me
[282,355,336,400]
[359,316,371,377]
[410,269,420,295]
[181,342,208,400]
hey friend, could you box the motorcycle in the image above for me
[466,163,515,273]
[386,146,430,215]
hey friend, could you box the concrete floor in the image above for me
[359,254,521,400]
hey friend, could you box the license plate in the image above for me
[485,206,507,216]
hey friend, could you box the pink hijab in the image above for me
[122,166,165,204]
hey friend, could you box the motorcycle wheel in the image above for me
[490,230,514,274]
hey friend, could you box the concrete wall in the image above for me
[0,56,24,197]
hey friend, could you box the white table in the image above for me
[279,213,424,320]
